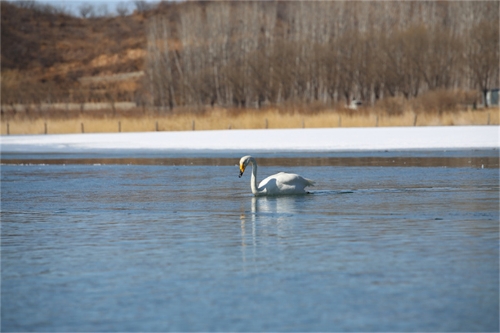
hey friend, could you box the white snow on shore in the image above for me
[1,126,498,153]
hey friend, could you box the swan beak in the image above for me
[239,164,245,178]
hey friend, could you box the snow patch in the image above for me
[1,126,498,153]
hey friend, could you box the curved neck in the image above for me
[249,158,259,195]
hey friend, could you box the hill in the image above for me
[1,1,148,105]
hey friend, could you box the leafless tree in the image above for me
[15,0,36,9]
[469,20,500,105]
[116,2,129,17]
[144,1,499,110]
[134,0,151,13]
[146,16,175,109]
[78,3,94,18]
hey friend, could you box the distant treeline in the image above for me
[146,1,499,109]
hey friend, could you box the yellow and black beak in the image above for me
[239,164,245,178]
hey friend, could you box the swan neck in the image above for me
[249,158,259,195]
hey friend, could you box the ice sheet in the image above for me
[1,126,498,153]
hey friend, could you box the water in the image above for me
[1,151,499,331]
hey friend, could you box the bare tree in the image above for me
[96,3,109,17]
[134,0,151,13]
[116,2,129,17]
[144,1,499,110]
[146,16,175,109]
[15,0,36,9]
[78,3,94,18]
[469,20,500,105]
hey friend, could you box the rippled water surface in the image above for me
[1,151,499,331]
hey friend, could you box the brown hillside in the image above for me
[1,1,148,104]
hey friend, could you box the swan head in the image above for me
[239,155,252,178]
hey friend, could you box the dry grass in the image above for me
[1,107,498,135]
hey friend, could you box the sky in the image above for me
[19,0,161,17]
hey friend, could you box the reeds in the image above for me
[1,107,497,135]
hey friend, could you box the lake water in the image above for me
[1,150,499,332]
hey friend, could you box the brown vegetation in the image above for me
[1,1,147,105]
[1,1,498,131]
[146,1,499,110]
[1,107,497,136]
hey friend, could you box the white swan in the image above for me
[238,155,315,196]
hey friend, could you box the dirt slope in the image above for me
[1,2,149,104]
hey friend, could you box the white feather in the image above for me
[239,156,314,196]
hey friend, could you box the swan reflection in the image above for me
[240,196,310,270]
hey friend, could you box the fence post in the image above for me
[376,115,379,127]
[6,123,9,135]
[118,121,121,133]
[265,119,268,129]
[338,115,341,127]
[44,123,47,135]
[81,123,84,133]
[413,114,418,126]
[487,113,490,125]
[156,121,159,131]
[192,120,195,131]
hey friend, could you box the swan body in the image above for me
[238,155,315,196]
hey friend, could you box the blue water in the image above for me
[1,153,499,331]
